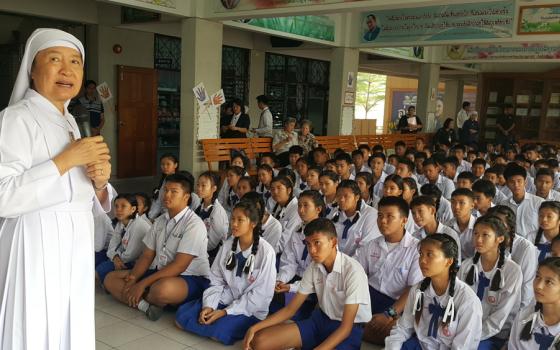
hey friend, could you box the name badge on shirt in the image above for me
[159,254,168,267]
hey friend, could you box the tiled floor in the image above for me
[94,284,384,350]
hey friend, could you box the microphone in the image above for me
[73,104,92,138]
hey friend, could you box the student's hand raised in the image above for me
[53,136,110,175]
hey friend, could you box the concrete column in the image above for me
[180,18,223,176]
[442,79,465,127]
[247,49,266,128]
[416,63,440,133]
[327,47,359,136]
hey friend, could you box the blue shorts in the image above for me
[95,249,108,267]
[478,336,507,350]
[401,336,422,350]
[175,299,260,345]
[179,275,210,303]
[370,286,396,314]
[296,309,364,350]
[95,260,134,284]
[269,292,317,321]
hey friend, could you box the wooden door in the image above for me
[117,65,157,178]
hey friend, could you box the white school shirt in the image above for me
[555,172,560,191]
[499,185,512,198]
[352,164,372,177]
[139,213,152,227]
[261,213,282,253]
[256,182,272,203]
[458,256,522,340]
[492,189,508,205]
[324,199,338,219]
[202,237,276,320]
[333,200,380,257]
[143,206,210,277]
[148,183,201,220]
[526,174,537,194]
[431,174,456,200]
[373,171,388,198]
[278,223,312,292]
[508,303,560,350]
[499,192,544,238]
[437,197,454,224]
[271,197,302,253]
[196,200,229,251]
[107,217,151,263]
[526,229,557,261]
[298,251,372,323]
[510,236,538,309]
[445,215,476,260]
[384,163,396,175]
[385,278,483,350]
[94,212,114,252]
[543,190,560,201]
[457,159,472,174]
[413,222,462,261]
[354,233,423,300]
[405,211,420,233]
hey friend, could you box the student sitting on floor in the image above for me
[422,158,455,200]
[507,257,560,350]
[332,180,380,256]
[241,191,282,254]
[335,152,355,181]
[472,179,496,218]
[273,190,324,319]
[527,201,560,263]
[149,153,178,220]
[446,188,477,260]
[135,192,152,226]
[175,201,276,345]
[236,176,257,200]
[104,174,211,321]
[534,167,560,201]
[385,234,483,349]
[305,166,322,192]
[96,193,151,285]
[219,166,245,214]
[355,196,423,345]
[368,152,389,197]
[194,171,229,263]
[355,171,379,208]
[256,163,274,204]
[351,149,370,177]
[244,218,372,350]
[458,215,522,349]
[296,157,310,192]
[456,171,477,190]
[411,195,461,261]
[319,170,340,219]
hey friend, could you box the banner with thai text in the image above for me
[360,1,515,45]
[444,43,560,61]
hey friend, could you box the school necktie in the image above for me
[476,271,491,301]
[324,202,337,217]
[301,241,308,261]
[534,328,554,350]
[299,182,307,191]
[427,297,444,338]
[264,191,271,201]
[195,204,213,220]
[342,219,353,240]
[235,251,247,277]
[536,243,551,263]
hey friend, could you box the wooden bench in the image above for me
[200,133,434,171]
[200,137,273,171]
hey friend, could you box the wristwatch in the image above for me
[384,306,399,320]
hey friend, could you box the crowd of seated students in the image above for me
[93,137,560,349]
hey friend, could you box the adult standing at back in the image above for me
[496,105,516,149]
[457,101,470,142]
[78,80,105,136]
[252,94,273,137]
[0,28,113,350]
[220,98,250,138]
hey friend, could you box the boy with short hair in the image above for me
[471,179,496,218]
[471,158,487,179]
[451,144,471,173]
[351,149,370,177]
[456,171,477,190]
[369,152,389,197]
[421,158,455,199]
[335,152,354,180]
[442,156,459,183]
[245,218,371,350]
[287,145,304,171]
[409,195,462,261]
[394,141,406,157]
[446,188,477,259]
[312,147,329,169]
[499,163,544,236]
[395,157,417,182]
[534,167,560,201]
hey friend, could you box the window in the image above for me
[265,53,329,135]
[221,46,250,104]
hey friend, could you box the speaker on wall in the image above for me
[270,36,303,48]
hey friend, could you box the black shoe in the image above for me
[146,305,164,321]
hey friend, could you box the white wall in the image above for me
[0,0,97,24]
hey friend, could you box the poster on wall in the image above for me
[360,1,514,46]
[518,5,560,35]
[444,43,560,61]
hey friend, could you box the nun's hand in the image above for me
[87,160,111,186]
[53,136,110,175]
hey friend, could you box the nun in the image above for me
[0,28,113,349]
